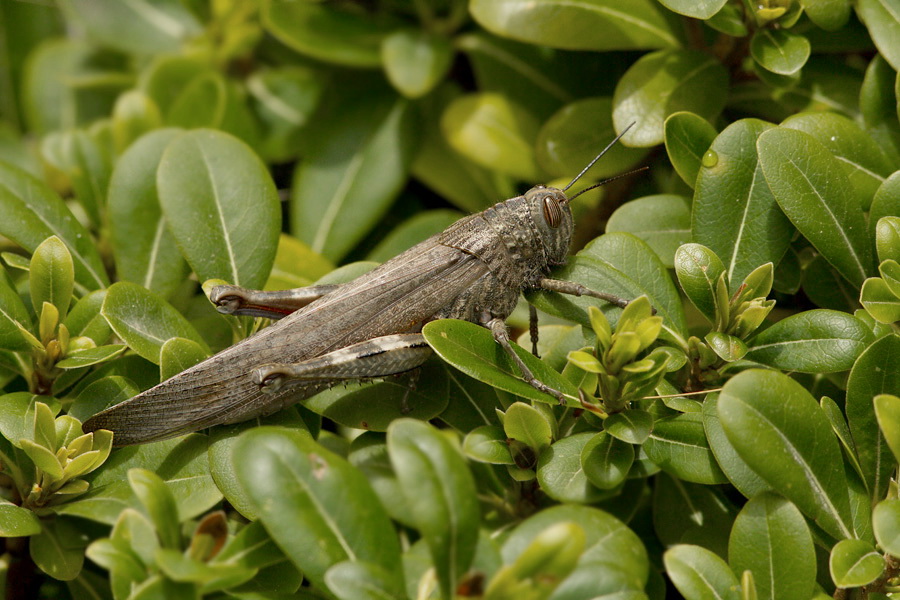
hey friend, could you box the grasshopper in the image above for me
[83,129,638,446]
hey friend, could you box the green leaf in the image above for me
[262,0,399,68]
[856,0,900,72]
[156,548,256,591]
[532,233,688,336]
[128,468,181,549]
[0,263,33,352]
[536,432,607,504]
[158,129,280,290]
[111,90,162,153]
[29,235,75,318]
[705,332,748,362]
[653,472,737,558]
[728,493,816,600]
[60,433,221,525]
[604,410,653,444]
[581,431,633,490]
[860,56,900,165]
[693,119,793,286]
[56,345,126,369]
[664,111,718,188]
[0,161,108,291]
[782,112,894,211]
[66,0,200,55]
[463,425,514,465]
[875,394,900,465]
[606,195,691,268]
[423,319,580,405]
[442,92,540,181]
[873,498,900,557]
[657,0,727,18]
[292,93,415,262]
[68,376,139,424]
[674,244,725,324]
[846,334,900,505]
[64,290,110,345]
[381,30,453,99]
[469,0,682,51]
[232,427,403,592]
[503,402,552,452]
[101,281,208,364]
[108,128,189,299]
[40,129,110,229]
[536,97,649,179]
[757,127,873,288]
[745,310,874,373]
[800,0,851,30]
[326,560,407,600]
[159,337,208,382]
[718,369,855,540]
[501,504,648,593]
[750,30,810,75]
[0,500,41,536]
[613,50,729,147]
[664,544,740,600]
[644,413,728,485]
[830,539,884,588]
[30,516,86,581]
[388,419,478,598]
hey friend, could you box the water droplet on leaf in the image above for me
[701,150,718,168]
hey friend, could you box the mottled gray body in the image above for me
[84,187,582,445]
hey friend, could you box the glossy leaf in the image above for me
[613,50,728,147]
[873,499,900,556]
[67,0,200,55]
[232,427,403,592]
[728,493,816,600]
[644,413,728,485]
[664,111,718,188]
[664,544,740,600]
[381,30,453,99]
[159,337,208,382]
[875,394,900,465]
[388,419,478,599]
[674,244,725,324]
[423,319,580,406]
[745,310,873,373]
[262,0,398,68]
[718,369,855,540]
[846,334,900,505]
[101,282,208,364]
[750,30,810,75]
[56,345,126,369]
[128,468,181,549]
[653,472,738,559]
[108,128,188,299]
[856,0,900,72]
[0,500,41,536]
[860,56,900,165]
[469,0,681,51]
[366,210,462,264]
[830,539,883,588]
[581,431,633,490]
[606,194,691,268]
[29,235,74,318]
[657,0,727,18]
[782,112,893,211]
[604,409,653,445]
[537,432,608,504]
[157,129,280,290]
[30,517,86,581]
[757,127,873,288]
[536,97,649,179]
[0,264,33,352]
[800,0,851,30]
[326,560,407,600]
[292,93,414,262]
[442,92,540,181]
[693,119,792,286]
[0,162,107,291]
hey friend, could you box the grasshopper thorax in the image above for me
[523,184,574,268]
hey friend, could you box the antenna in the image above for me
[562,122,636,193]
[566,166,649,203]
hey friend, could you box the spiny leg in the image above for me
[482,314,567,405]
[537,278,630,309]
[253,333,432,393]
[529,304,540,357]
[210,284,340,319]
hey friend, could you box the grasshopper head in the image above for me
[524,184,574,266]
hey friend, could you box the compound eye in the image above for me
[543,196,562,228]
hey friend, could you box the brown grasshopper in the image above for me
[84,129,637,445]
